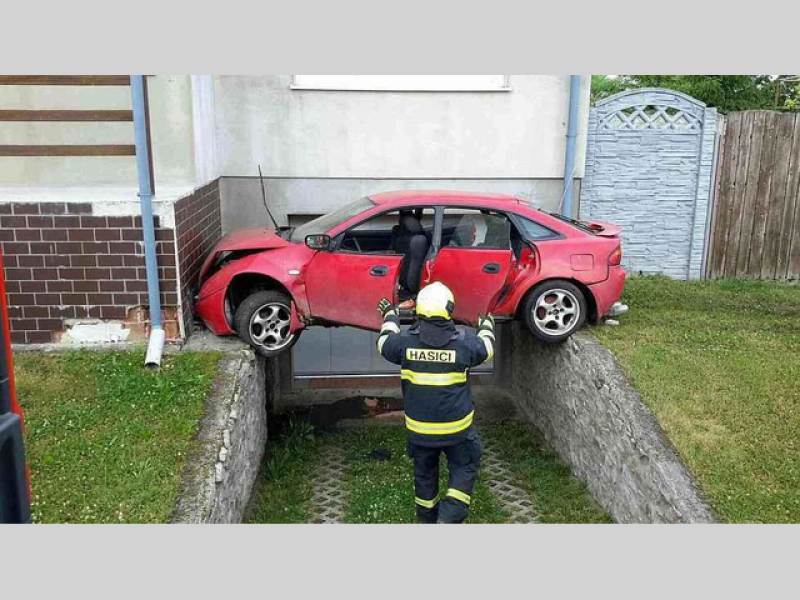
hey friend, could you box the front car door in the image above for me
[427,207,516,324]
[304,208,434,331]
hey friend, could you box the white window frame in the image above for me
[290,75,511,92]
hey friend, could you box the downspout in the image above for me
[561,75,581,218]
[131,75,165,367]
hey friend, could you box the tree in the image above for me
[591,75,800,113]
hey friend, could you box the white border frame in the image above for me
[289,74,511,92]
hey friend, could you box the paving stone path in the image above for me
[480,438,540,523]
[308,445,349,524]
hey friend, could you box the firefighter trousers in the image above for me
[408,428,482,524]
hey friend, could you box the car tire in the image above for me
[522,280,587,343]
[234,290,299,357]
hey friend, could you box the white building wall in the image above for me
[212,75,590,179]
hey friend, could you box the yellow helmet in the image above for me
[416,281,455,320]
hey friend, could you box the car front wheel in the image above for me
[522,280,587,343]
[234,290,299,357]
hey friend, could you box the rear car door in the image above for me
[304,208,434,331]
[427,207,516,324]
[0,252,31,523]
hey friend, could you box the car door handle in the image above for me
[369,265,389,276]
[482,262,500,274]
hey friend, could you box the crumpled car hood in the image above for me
[198,227,289,283]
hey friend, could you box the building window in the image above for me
[290,75,510,92]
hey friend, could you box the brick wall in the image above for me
[0,201,178,344]
[175,179,222,335]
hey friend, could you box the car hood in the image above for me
[198,227,290,283]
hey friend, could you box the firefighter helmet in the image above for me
[416,282,455,320]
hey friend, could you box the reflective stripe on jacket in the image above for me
[377,312,494,446]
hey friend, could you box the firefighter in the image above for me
[376,281,495,524]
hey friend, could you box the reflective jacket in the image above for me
[377,310,495,447]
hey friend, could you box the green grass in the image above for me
[592,276,800,523]
[246,418,609,523]
[15,349,220,523]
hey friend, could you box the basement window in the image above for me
[290,75,510,92]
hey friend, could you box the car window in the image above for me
[516,216,560,241]
[441,208,511,249]
[337,208,434,254]
[289,197,375,242]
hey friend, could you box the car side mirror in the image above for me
[305,234,331,251]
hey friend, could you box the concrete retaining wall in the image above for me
[509,323,715,523]
[171,349,270,523]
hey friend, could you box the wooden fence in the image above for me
[707,111,800,279]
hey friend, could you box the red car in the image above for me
[195,191,625,356]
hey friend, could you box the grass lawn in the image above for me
[592,277,800,523]
[15,349,220,523]
[245,418,609,524]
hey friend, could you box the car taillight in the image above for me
[608,246,622,266]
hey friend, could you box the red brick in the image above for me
[111,268,137,279]
[155,229,174,241]
[126,280,148,292]
[4,281,20,293]
[59,267,86,281]
[0,204,11,215]
[68,229,93,242]
[37,319,63,331]
[1,216,27,228]
[6,268,32,280]
[10,331,26,344]
[113,293,139,305]
[7,306,22,318]
[20,281,46,293]
[80,216,107,227]
[123,255,144,267]
[2,254,16,268]
[42,229,68,241]
[85,267,110,280]
[27,216,54,228]
[66,203,92,214]
[50,306,75,319]
[27,331,52,343]
[54,216,80,228]
[99,280,125,292]
[100,305,126,319]
[70,254,96,267]
[34,293,60,305]
[82,242,109,254]
[61,293,87,305]
[55,242,82,254]
[0,229,13,242]
[18,255,44,268]
[107,216,133,227]
[23,306,49,318]
[12,203,39,215]
[15,229,41,242]
[29,242,55,254]
[87,293,112,305]
[73,280,99,292]
[11,318,37,330]
[33,268,59,281]
[121,229,143,241]
[46,280,72,293]
[98,255,124,267]
[2,242,29,254]
[95,229,121,241]
[39,203,66,215]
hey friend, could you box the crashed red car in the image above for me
[195,191,626,356]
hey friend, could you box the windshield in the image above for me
[289,197,376,242]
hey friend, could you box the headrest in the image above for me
[400,214,423,235]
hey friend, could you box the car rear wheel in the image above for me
[234,290,299,357]
[522,280,587,343]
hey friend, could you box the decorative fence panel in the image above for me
[707,111,800,280]
[581,89,718,279]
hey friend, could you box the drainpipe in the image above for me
[561,75,581,218]
[131,75,164,367]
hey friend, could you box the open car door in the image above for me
[0,251,31,523]
[427,208,516,324]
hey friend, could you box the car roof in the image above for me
[368,190,524,207]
